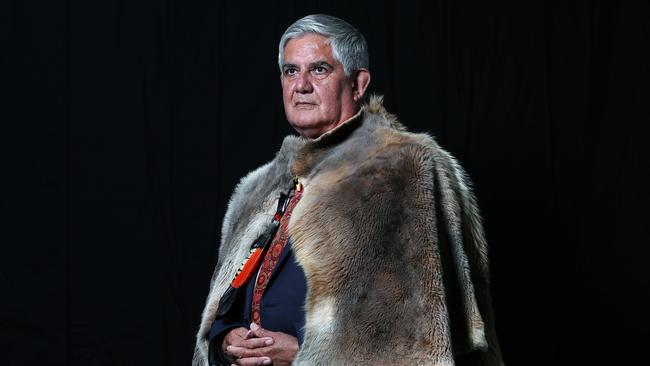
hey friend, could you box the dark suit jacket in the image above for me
[208,239,307,365]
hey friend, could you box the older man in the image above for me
[194,14,503,366]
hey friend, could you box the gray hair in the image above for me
[278,14,369,77]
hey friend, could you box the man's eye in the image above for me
[284,68,297,76]
[313,66,328,74]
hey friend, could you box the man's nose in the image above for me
[294,71,313,93]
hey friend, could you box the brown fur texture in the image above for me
[193,95,504,365]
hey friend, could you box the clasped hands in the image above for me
[222,323,299,366]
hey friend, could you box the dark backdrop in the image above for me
[2,0,648,365]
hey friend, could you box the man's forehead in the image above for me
[283,34,336,63]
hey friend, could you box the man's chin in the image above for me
[289,120,321,131]
[287,112,321,128]
[287,119,328,138]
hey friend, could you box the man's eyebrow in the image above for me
[309,61,333,69]
[282,63,298,70]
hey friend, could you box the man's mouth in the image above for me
[294,102,317,109]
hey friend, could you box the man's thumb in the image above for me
[249,322,268,336]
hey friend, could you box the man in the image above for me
[194,14,504,366]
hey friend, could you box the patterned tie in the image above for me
[250,187,303,325]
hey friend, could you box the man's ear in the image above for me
[352,69,371,102]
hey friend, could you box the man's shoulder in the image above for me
[228,160,274,200]
[361,98,468,184]
[363,95,447,161]
[368,123,450,174]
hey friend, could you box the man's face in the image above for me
[281,33,358,139]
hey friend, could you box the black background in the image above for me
[2,0,648,365]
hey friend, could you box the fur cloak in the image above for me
[194,96,504,366]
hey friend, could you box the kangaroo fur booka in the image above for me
[194,96,504,366]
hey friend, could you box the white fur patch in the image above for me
[470,324,488,351]
[308,296,336,334]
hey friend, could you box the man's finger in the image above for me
[226,345,270,359]
[229,337,274,349]
[232,356,272,366]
